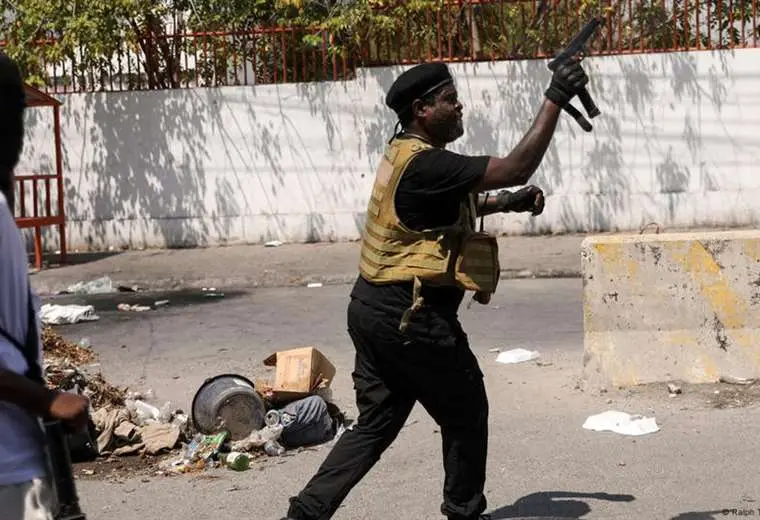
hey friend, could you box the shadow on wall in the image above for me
[22,50,754,251]
[72,90,211,249]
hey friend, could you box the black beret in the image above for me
[385,62,453,117]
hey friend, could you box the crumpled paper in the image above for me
[92,407,131,454]
[582,410,659,436]
[91,404,181,456]
[40,304,100,325]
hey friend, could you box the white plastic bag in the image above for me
[495,348,540,364]
[582,410,659,436]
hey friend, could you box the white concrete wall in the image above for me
[17,48,760,251]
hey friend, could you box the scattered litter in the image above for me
[495,348,540,365]
[488,348,501,353]
[264,439,286,457]
[231,425,283,452]
[582,410,659,436]
[44,337,348,477]
[192,374,267,440]
[264,240,283,247]
[128,400,161,424]
[117,303,152,312]
[667,383,682,395]
[40,304,100,325]
[719,375,756,385]
[140,423,182,455]
[536,361,554,367]
[161,432,229,474]
[202,288,225,298]
[154,300,170,308]
[224,452,251,471]
[307,283,323,288]
[43,328,96,365]
[187,432,229,461]
[403,419,419,428]
[66,276,115,295]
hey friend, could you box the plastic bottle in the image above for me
[264,440,285,457]
[225,452,250,471]
[265,410,281,427]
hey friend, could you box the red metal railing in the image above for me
[16,27,354,94]
[4,0,759,93]
[15,87,67,270]
[14,173,66,270]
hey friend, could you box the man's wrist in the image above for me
[495,190,515,212]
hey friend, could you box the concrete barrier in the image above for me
[581,230,760,388]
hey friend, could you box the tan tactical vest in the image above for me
[359,135,500,331]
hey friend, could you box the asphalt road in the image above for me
[45,279,760,520]
[43,279,584,407]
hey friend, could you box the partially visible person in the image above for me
[0,52,90,520]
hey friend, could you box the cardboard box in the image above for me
[262,347,336,402]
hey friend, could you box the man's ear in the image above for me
[411,98,427,119]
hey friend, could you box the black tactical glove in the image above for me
[545,58,589,108]
[495,186,545,216]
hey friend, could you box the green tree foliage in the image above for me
[1,0,756,91]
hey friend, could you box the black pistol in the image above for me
[548,17,602,132]
[44,420,87,520]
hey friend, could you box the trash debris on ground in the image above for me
[260,346,337,403]
[40,304,100,325]
[43,326,182,462]
[224,451,251,471]
[719,375,756,385]
[264,240,283,247]
[154,300,170,308]
[307,282,323,288]
[173,347,346,469]
[191,374,267,440]
[43,334,348,477]
[495,348,540,365]
[202,288,225,298]
[65,276,115,295]
[667,383,682,395]
[117,303,152,312]
[43,328,97,365]
[582,410,660,436]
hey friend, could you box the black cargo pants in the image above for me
[286,297,489,520]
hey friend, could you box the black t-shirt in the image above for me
[350,136,490,343]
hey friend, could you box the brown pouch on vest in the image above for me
[454,230,500,294]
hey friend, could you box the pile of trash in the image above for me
[43,331,347,473]
[160,346,346,474]
[42,327,187,460]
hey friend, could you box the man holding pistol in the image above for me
[283,55,589,520]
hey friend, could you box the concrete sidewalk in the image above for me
[30,234,589,294]
[29,227,739,294]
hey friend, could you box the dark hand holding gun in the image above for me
[495,186,545,216]
[545,17,602,131]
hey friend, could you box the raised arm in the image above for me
[474,59,589,192]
